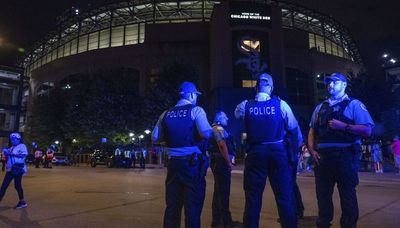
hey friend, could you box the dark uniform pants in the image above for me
[211,155,233,227]
[243,143,297,228]
[314,148,359,228]
[163,154,208,228]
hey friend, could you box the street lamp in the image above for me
[129,132,134,137]
[55,140,62,153]
[144,129,151,135]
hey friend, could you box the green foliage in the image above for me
[30,68,142,148]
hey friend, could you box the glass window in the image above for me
[99,29,110,49]
[0,110,17,131]
[111,26,124,47]
[88,32,99,50]
[325,39,332,55]
[315,35,325,53]
[309,33,315,49]
[139,23,145,43]
[64,42,71,57]
[0,84,19,105]
[58,46,64,58]
[71,39,78,55]
[78,35,88,53]
[46,52,52,63]
[331,42,338,56]
[51,49,57,61]
[337,46,344,57]
[125,24,138,45]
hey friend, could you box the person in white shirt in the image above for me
[0,132,28,209]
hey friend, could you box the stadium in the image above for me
[22,0,364,136]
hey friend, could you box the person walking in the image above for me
[209,111,234,228]
[0,133,28,209]
[152,81,212,228]
[372,141,383,173]
[235,73,299,228]
[1,149,6,172]
[34,147,43,168]
[391,136,400,174]
[308,73,374,228]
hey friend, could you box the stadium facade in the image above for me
[22,0,364,137]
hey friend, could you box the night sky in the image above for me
[0,0,399,76]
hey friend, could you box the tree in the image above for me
[141,58,200,129]
[30,68,143,149]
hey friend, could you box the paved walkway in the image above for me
[0,164,398,227]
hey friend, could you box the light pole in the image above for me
[54,140,62,153]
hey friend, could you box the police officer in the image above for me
[152,81,212,228]
[235,73,299,228]
[308,73,374,228]
[209,111,235,228]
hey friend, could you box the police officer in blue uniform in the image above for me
[209,111,235,228]
[152,81,212,228]
[308,73,374,228]
[235,73,299,228]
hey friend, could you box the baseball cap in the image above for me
[10,132,21,140]
[324,73,347,84]
[179,81,202,95]
[258,73,273,87]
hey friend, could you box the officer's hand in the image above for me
[310,149,320,166]
[328,119,346,131]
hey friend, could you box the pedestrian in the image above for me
[45,144,55,168]
[391,135,400,174]
[152,81,212,228]
[34,147,43,168]
[0,132,28,209]
[308,72,374,228]
[235,73,299,228]
[1,149,6,172]
[209,111,234,228]
[140,147,147,169]
[302,144,312,172]
[372,141,383,173]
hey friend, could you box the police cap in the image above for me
[258,73,273,87]
[324,73,347,84]
[179,81,202,95]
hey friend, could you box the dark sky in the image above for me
[1,0,399,76]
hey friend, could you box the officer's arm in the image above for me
[234,100,248,119]
[213,127,232,167]
[217,140,232,168]
[308,128,320,165]
[193,107,212,139]
[343,124,372,138]
[345,100,374,137]
[152,111,167,144]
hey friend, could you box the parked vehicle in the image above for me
[52,153,70,166]
[89,144,115,167]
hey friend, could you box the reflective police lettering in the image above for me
[166,109,188,118]
[249,106,275,115]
